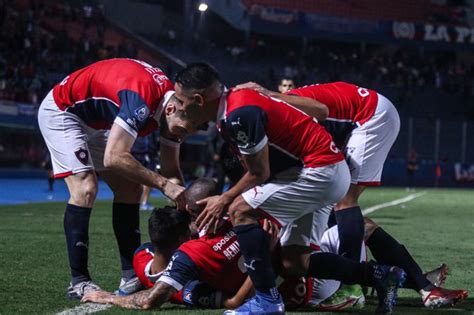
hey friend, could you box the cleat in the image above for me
[67,281,101,300]
[223,292,285,315]
[422,287,468,308]
[116,276,144,296]
[140,202,154,211]
[372,264,406,314]
[310,284,365,311]
[424,263,449,288]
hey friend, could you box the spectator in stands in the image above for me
[406,149,418,191]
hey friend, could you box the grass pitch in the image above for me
[0,188,473,314]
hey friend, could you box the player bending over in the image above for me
[38,58,190,298]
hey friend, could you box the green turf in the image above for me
[0,188,472,314]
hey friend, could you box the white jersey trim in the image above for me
[114,116,138,138]
[239,135,268,155]
[159,276,183,291]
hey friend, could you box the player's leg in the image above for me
[364,218,468,307]
[38,91,101,297]
[335,93,401,262]
[98,169,143,293]
[227,195,284,313]
[334,184,365,261]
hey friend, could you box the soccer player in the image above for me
[309,218,468,310]
[235,80,400,265]
[171,63,406,314]
[277,77,295,94]
[37,58,189,299]
[81,178,266,309]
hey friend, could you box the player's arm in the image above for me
[196,106,270,231]
[159,137,185,185]
[103,123,185,204]
[81,281,175,309]
[235,81,329,122]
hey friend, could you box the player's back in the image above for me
[224,89,343,168]
[53,58,171,109]
[288,82,378,125]
[179,222,246,293]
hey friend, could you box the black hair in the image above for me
[175,62,220,90]
[279,77,296,85]
[184,177,220,215]
[148,206,191,252]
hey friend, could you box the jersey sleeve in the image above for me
[226,106,268,155]
[115,89,154,138]
[159,250,199,291]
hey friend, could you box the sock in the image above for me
[64,204,92,284]
[234,224,278,299]
[48,177,54,191]
[335,206,364,261]
[307,252,377,286]
[112,203,141,276]
[366,227,431,291]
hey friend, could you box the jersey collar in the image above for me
[216,87,228,123]
[154,90,175,120]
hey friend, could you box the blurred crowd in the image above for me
[0,0,137,104]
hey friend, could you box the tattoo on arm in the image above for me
[111,282,175,309]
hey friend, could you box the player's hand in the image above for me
[234,82,270,95]
[262,219,280,251]
[81,290,115,304]
[163,180,186,210]
[195,194,233,232]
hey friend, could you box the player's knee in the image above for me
[363,217,379,240]
[72,180,98,206]
[112,182,143,203]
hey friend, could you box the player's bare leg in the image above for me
[63,171,101,298]
[99,170,144,295]
[334,184,366,261]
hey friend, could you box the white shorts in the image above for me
[242,161,350,247]
[38,90,109,178]
[345,94,400,186]
[309,226,367,305]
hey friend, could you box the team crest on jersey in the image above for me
[134,105,149,122]
[74,148,89,165]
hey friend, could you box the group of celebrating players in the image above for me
[38,58,468,314]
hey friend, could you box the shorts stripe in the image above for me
[54,171,73,179]
[357,181,381,186]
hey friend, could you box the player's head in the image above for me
[160,94,199,141]
[278,77,295,93]
[174,63,223,125]
[148,206,192,253]
[184,177,220,219]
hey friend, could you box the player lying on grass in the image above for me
[38,58,192,298]
[308,217,468,310]
[81,178,275,309]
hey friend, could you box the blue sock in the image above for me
[366,227,431,291]
[306,252,374,286]
[113,203,141,276]
[64,204,92,284]
[233,224,279,300]
[335,206,364,261]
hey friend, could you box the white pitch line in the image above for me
[362,191,427,215]
[55,303,112,315]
